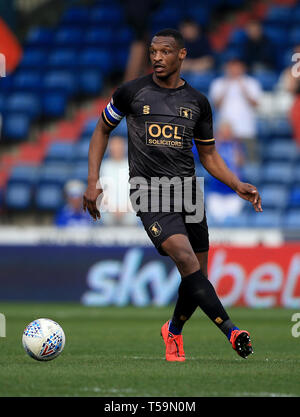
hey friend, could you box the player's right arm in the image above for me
[83,85,129,220]
[83,117,113,220]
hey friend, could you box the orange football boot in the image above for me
[230,329,253,359]
[161,320,185,362]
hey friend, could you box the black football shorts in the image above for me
[129,178,209,256]
[137,209,209,256]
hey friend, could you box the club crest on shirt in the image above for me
[149,221,162,237]
[179,107,192,119]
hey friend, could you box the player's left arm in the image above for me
[196,143,263,212]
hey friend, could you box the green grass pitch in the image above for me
[0,302,299,397]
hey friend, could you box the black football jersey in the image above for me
[102,74,215,181]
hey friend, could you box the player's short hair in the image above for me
[153,28,185,49]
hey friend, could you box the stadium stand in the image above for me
[0,0,299,230]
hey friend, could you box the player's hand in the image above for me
[235,181,263,212]
[83,182,103,221]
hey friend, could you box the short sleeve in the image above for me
[193,95,215,145]
[101,83,131,128]
[111,84,132,115]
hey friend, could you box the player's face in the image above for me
[149,36,186,79]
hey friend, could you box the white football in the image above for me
[22,318,65,361]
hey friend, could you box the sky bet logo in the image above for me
[145,121,185,148]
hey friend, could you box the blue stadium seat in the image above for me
[12,71,43,92]
[185,0,223,6]
[114,48,130,71]
[42,92,68,118]
[79,70,103,95]
[19,49,47,69]
[284,209,300,229]
[71,162,88,182]
[263,6,292,26]
[111,118,128,138]
[251,209,282,228]
[263,26,289,47]
[262,162,294,185]
[5,182,32,210]
[60,6,90,25]
[84,27,114,47]
[81,118,98,136]
[288,186,300,209]
[43,71,77,96]
[79,49,112,73]
[260,184,288,209]
[252,70,279,91]
[44,142,75,163]
[72,140,90,163]
[256,118,272,141]
[35,183,64,211]
[115,27,134,46]
[151,6,182,27]
[262,140,298,162]
[221,212,250,228]
[291,6,300,24]
[38,162,71,186]
[47,48,77,69]
[293,165,300,185]
[5,93,40,120]
[270,117,293,139]
[2,113,31,140]
[0,74,13,93]
[289,27,300,46]
[8,165,39,186]
[53,27,84,47]
[241,163,262,184]
[185,5,211,26]
[79,134,91,142]
[25,27,54,47]
[89,6,123,25]
[0,93,5,113]
[183,72,216,94]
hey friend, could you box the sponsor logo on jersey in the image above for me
[143,105,150,114]
[145,122,185,148]
[179,107,192,119]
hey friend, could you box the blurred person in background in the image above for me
[179,18,214,73]
[243,20,275,72]
[277,44,300,95]
[206,121,246,223]
[100,135,139,226]
[275,44,300,122]
[121,0,163,82]
[55,180,93,227]
[209,56,262,161]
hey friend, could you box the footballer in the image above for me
[83,28,262,361]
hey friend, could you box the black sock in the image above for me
[180,269,235,336]
[170,279,198,334]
